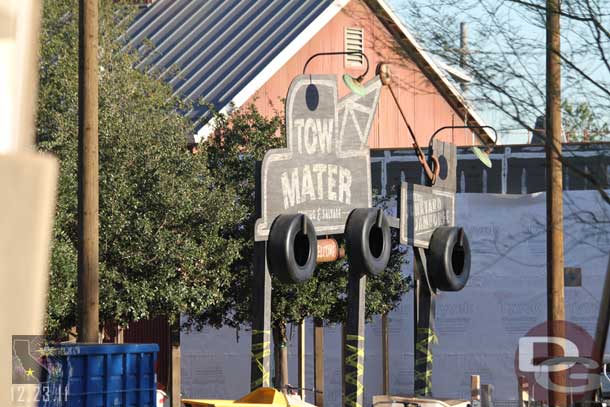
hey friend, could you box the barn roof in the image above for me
[123,0,493,144]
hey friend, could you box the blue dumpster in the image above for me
[41,343,159,407]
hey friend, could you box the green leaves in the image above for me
[40,0,410,338]
[39,0,243,338]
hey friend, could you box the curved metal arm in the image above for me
[302,51,370,79]
[384,82,439,184]
[428,125,498,152]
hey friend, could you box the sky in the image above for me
[387,0,610,144]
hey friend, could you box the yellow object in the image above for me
[182,387,289,407]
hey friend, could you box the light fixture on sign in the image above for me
[302,51,370,96]
[471,145,493,168]
[428,125,498,169]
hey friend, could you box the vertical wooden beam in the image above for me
[593,255,610,363]
[546,1,566,405]
[381,313,389,395]
[77,0,100,344]
[169,319,181,407]
[586,256,610,404]
[344,272,366,407]
[517,376,529,407]
[298,320,306,400]
[459,22,468,92]
[251,162,271,390]
[413,248,435,397]
[272,322,289,391]
[470,375,481,407]
[341,324,346,407]
[481,384,494,407]
[314,318,324,407]
[114,325,124,344]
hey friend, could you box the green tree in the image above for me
[38,0,245,338]
[197,105,411,387]
[562,100,609,142]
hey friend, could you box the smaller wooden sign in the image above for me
[399,183,455,248]
[399,139,457,248]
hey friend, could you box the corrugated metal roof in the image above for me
[123,0,333,124]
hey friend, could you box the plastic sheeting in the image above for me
[181,191,610,405]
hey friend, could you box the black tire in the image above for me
[345,208,392,277]
[427,226,471,291]
[267,214,317,284]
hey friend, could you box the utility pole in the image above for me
[459,22,468,92]
[546,0,566,405]
[77,0,99,343]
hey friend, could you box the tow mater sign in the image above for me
[255,75,381,241]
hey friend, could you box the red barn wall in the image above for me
[246,0,473,149]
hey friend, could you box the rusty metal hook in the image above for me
[380,65,441,185]
[415,144,440,185]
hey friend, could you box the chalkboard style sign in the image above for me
[255,75,381,241]
[399,140,457,248]
[399,184,455,248]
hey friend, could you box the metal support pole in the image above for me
[546,0,566,405]
[251,162,271,390]
[314,318,325,407]
[344,271,366,407]
[77,0,99,344]
[414,247,435,397]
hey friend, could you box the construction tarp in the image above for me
[181,190,610,405]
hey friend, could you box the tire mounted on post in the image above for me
[427,226,471,291]
[345,208,392,276]
[267,214,317,284]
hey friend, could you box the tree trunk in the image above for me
[272,320,289,391]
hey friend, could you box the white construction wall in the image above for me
[181,190,610,405]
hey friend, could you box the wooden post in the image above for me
[481,384,493,407]
[314,318,324,407]
[341,324,346,407]
[344,271,366,407]
[114,325,124,344]
[77,0,100,344]
[459,22,468,92]
[585,256,610,404]
[298,320,306,400]
[593,255,610,364]
[413,248,435,397]
[381,313,389,395]
[470,375,480,407]
[272,321,289,391]
[169,319,181,407]
[251,162,272,390]
[546,0,566,405]
[518,376,529,407]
